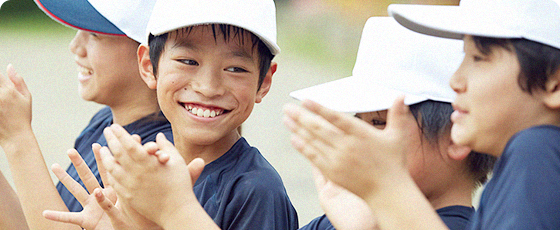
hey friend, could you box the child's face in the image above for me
[356,110,455,202]
[150,25,273,148]
[69,30,142,105]
[450,36,544,156]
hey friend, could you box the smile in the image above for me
[77,66,93,76]
[184,104,228,118]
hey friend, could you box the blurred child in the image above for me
[0,0,170,229]
[45,0,299,229]
[284,0,560,229]
[289,17,495,230]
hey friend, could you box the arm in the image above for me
[100,125,218,229]
[0,170,29,229]
[283,98,448,230]
[0,64,80,230]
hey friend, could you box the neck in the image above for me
[108,89,159,126]
[427,180,474,210]
[175,130,241,165]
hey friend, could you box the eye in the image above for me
[89,32,99,38]
[179,59,199,66]
[371,119,387,127]
[473,55,484,62]
[226,67,248,73]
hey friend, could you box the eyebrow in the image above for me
[171,40,200,52]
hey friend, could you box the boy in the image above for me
[284,0,560,229]
[0,0,170,229]
[290,17,495,230]
[47,0,299,229]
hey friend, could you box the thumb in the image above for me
[385,95,415,133]
[187,158,205,183]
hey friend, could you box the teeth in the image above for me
[78,66,93,75]
[187,106,222,118]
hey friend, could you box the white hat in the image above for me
[146,0,280,55]
[388,0,560,50]
[35,0,155,44]
[289,17,464,113]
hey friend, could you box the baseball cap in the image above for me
[35,0,155,44]
[289,17,463,113]
[388,0,560,50]
[146,0,280,55]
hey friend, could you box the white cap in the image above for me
[389,0,560,50]
[289,17,464,113]
[146,0,280,55]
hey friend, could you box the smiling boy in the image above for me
[95,0,298,229]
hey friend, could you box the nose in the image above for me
[450,60,467,93]
[190,66,226,98]
[69,31,87,57]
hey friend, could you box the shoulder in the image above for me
[502,125,560,167]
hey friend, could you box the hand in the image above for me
[283,97,418,199]
[100,124,204,226]
[42,146,160,230]
[42,148,117,230]
[312,167,377,230]
[0,64,32,145]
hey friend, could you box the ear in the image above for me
[255,62,277,103]
[138,44,157,90]
[447,141,471,161]
[543,70,560,109]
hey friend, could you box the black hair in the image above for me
[409,100,496,186]
[148,24,274,90]
[472,36,560,94]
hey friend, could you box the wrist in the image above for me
[0,128,38,155]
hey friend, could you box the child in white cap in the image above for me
[45,0,299,229]
[0,0,170,229]
[285,0,560,229]
[289,17,494,230]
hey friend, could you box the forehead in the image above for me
[165,25,259,56]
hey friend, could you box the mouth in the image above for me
[183,103,231,118]
[450,103,468,123]
[77,65,93,76]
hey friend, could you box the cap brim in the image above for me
[35,0,125,36]
[388,4,521,40]
[289,76,428,113]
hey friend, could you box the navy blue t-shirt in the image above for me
[467,125,560,229]
[57,106,173,212]
[300,205,474,230]
[194,137,299,230]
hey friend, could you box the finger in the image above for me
[187,158,205,183]
[283,113,334,164]
[109,124,149,163]
[92,143,109,188]
[385,96,415,132]
[6,64,30,97]
[103,127,133,168]
[67,149,101,193]
[283,103,343,148]
[99,146,128,187]
[94,188,126,225]
[51,163,90,203]
[143,141,159,156]
[0,64,15,87]
[300,100,373,136]
[42,210,84,227]
[131,134,142,143]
